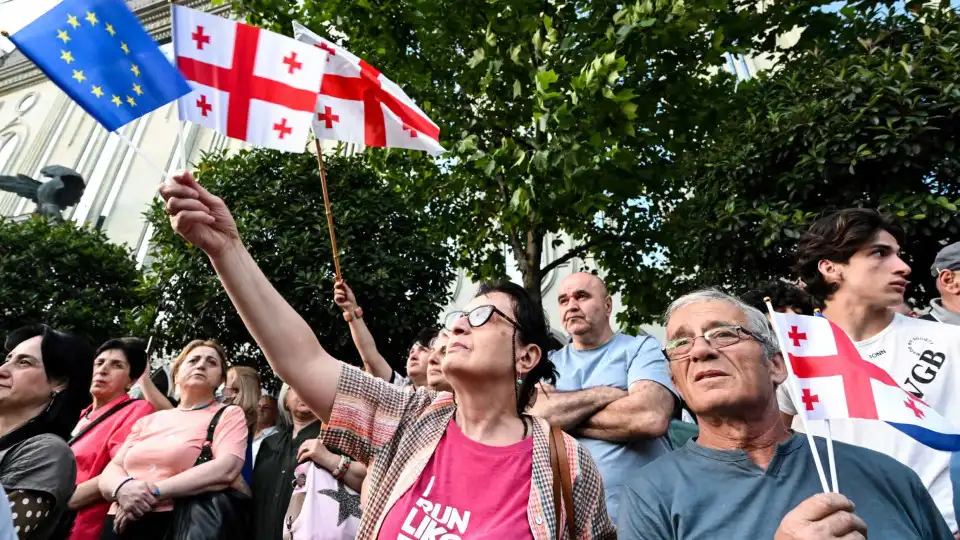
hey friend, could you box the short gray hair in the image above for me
[663,288,780,359]
[277,383,292,427]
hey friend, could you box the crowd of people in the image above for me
[0,169,958,540]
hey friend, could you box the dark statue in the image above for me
[0,165,86,222]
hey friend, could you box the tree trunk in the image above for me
[509,228,544,312]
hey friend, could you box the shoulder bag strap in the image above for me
[549,425,576,539]
[192,405,231,466]
[68,399,138,446]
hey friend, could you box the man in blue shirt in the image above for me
[529,272,676,522]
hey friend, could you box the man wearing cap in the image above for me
[923,242,960,326]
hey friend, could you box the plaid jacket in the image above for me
[322,364,616,539]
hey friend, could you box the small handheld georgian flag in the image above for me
[292,21,446,155]
[172,5,326,153]
[773,312,960,451]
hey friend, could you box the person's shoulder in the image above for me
[615,332,664,352]
[1,434,75,491]
[893,315,960,352]
[217,404,247,424]
[622,449,688,500]
[12,433,71,459]
[827,436,922,484]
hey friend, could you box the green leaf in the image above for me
[468,48,486,69]
[536,70,559,92]
[513,79,522,98]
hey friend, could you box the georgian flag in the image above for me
[773,312,960,451]
[292,21,446,155]
[172,5,326,152]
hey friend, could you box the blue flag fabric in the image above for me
[7,0,192,131]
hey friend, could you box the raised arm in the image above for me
[527,384,626,431]
[138,368,173,411]
[333,280,394,382]
[160,172,340,421]
[575,380,673,442]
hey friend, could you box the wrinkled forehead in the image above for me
[667,300,748,338]
[558,273,605,297]
[466,292,516,318]
[8,335,43,361]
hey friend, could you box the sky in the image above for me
[0,0,61,54]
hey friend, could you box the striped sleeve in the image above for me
[322,363,436,464]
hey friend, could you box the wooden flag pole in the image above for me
[314,139,342,281]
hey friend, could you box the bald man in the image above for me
[529,272,677,522]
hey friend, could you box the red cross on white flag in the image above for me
[771,311,960,451]
[172,6,326,153]
[292,21,446,156]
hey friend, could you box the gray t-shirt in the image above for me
[0,434,77,540]
[618,433,952,540]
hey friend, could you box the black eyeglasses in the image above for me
[445,305,523,331]
[663,325,754,361]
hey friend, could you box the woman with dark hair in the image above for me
[159,170,615,539]
[67,338,156,540]
[1,324,94,540]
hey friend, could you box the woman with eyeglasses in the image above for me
[159,171,615,539]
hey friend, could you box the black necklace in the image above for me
[178,400,216,411]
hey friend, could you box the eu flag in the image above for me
[6,0,192,131]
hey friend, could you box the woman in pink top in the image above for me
[97,340,248,540]
[67,337,155,540]
[160,172,615,539]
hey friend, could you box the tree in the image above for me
[624,6,960,324]
[0,216,143,348]
[136,149,454,388]
[232,0,847,309]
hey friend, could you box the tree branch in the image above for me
[541,236,610,276]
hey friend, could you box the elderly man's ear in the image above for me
[770,352,788,386]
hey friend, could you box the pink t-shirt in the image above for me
[69,396,155,540]
[112,404,247,511]
[379,419,534,539]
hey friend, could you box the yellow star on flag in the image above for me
[56,30,70,44]
[85,11,98,26]
[91,86,104,98]
[132,83,143,96]
[67,14,80,29]
[111,95,122,107]
[126,96,136,107]
[130,64,140,77]
[60,50,74,64]
[72,70,86,83]
[105,23,116,36]
[120,42,130,55]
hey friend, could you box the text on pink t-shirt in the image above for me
[112,404,248,511]
[378,418,533,539]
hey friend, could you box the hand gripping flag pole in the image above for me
[765,298,833,493]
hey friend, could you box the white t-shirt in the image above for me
[778,314,960,531]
